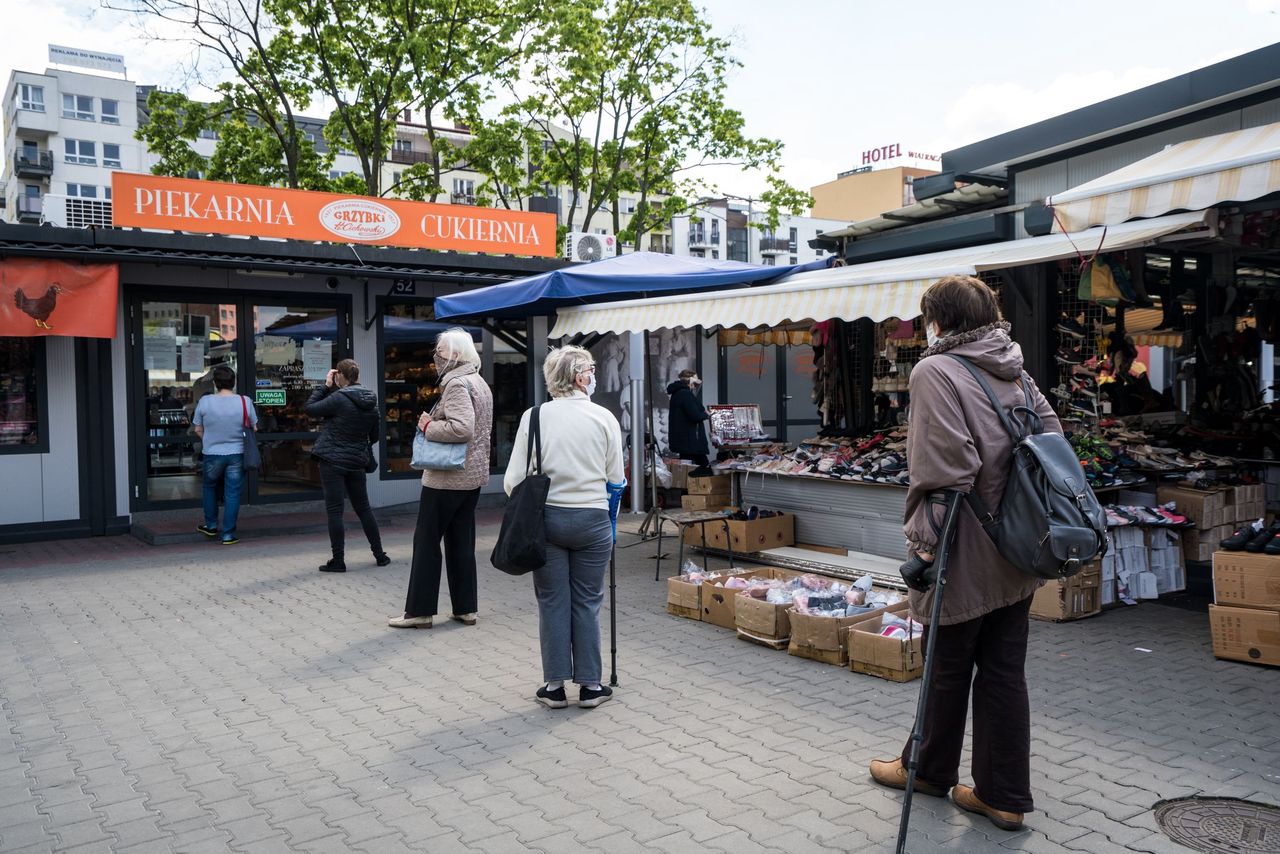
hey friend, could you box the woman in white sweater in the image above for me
[504,345,625,709]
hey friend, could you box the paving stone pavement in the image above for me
[1,514,1278,854]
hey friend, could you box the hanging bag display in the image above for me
[240,395,262,470]
[1078,258,1124,305]
[411,377,472,471]
[490,406,549,575]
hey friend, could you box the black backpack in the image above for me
[947,355,1108,580]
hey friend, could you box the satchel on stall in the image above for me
[411,377,473,471]
[491,405,549,575]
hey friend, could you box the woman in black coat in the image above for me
[667,369,711,467]
[305,358,389,573]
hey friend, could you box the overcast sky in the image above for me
[3,0,1280,199]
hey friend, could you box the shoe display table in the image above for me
[737,472,908,560]
[653,510,737,581]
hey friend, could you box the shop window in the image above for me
[0,338,48,453]
[381,303,485,476]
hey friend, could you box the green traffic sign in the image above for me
[255,390,287,406]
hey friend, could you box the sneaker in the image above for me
[451,613,478,626]
[1055,316,1087,338]
[1055,347,1084,365]
[319,559,346,572]
[536,685,568,709]
[221,536,240,545]
[374,552,392,567]
[388,614,432,628]
[1221,521,1262,550]
[952,784,1023,831]
[197,524,218,538]
[1265,534,1280,556]
[578,685,613,709]
[868,758,950,797]
[1246,522,1280,553]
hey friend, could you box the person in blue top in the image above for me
[192,364,256,544]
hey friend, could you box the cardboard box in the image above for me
[1213,551,1280,612]
[787,597,907,666]
[1208,604,1280,667]
[1184,526,1227,563]
[681,493,732,511]
[688,474,732,495]
[666,574,702,620]
[667,460,695,490]
[724,513,795,553]
[848,617,924,682]
[1029,565,1102,622]
[1157,486,1227,530]
[732,568,842,644]
[683,517,731,548]
[701,567,795,629]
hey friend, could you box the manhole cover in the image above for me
[1154,797,1280,853]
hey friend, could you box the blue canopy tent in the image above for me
[433,250,831,521]
[433,251,823,320]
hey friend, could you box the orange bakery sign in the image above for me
[110,172,557,257]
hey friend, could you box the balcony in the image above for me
[14,151,53,179]
[389,148,433,165]
[451,193,476,206]
[758,237,791,254]
[9,104,55,136]
[16,195,42,223]
[688,229,717,248]
[648,235,673,254]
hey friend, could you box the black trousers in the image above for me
[901,595,1035,814]
[404,486,480,618]
[319,462,384,562]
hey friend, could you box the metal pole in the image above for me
[896,490,964,854]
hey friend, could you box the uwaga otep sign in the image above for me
[111,173,557,257]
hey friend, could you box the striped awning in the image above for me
[549,211,1210,337]
[1047,122,1280,232]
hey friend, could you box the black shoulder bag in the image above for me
[490,405,549,575]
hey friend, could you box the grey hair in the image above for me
[434,327,481,366]
[543,345,594,398]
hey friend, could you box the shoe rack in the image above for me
[1053,261,1108,423]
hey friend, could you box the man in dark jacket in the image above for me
[667,369,711,467]
[305,358,389,573]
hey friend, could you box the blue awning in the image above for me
[434,251,823,320]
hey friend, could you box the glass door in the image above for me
[782,344,821,441]
[138,300,239,504]
[249,303,344,500]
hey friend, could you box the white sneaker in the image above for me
[388,615,432,629]
[451,613,477,626]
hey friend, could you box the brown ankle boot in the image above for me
[869,758,949,798]
[952,784,1024,830]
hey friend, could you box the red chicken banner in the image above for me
[0,259,119,339]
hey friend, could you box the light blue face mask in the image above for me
[926,323,950,348]
[584,374,597,397]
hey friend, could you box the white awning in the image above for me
[549,211,1210,337]
[1047,122,1280,232]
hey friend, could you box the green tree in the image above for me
[506,0,810,250]
[135,90,208,178]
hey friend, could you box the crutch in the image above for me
[895,489,965,854]
[606,480,627,688]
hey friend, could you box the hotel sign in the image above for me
[110,173,558,257]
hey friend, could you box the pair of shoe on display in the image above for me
[1104,504,1191,528]
[1220,519,1280,554]
[869,758,1023,831]
[726,506,781,522]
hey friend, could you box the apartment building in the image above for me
[810,143,941,222]
[2,63,142,225]
[669,197,847,266]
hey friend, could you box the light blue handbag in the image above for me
[410,378,472,471]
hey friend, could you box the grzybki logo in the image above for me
[318,199,401,241]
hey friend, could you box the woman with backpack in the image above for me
[869,276,1060,832]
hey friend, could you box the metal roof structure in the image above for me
[817,182,1008,241]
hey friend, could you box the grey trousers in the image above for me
[533,506,613,685]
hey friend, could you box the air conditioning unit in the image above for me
[564,231,616,263]
[41,194,113,228]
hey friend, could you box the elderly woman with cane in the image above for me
[504,345,625,710]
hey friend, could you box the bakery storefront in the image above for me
[0,173,560,543]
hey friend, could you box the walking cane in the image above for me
[895,489,965,854]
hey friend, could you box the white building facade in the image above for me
[670,198,847,266]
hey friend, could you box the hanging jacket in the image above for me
[306,384,380,471]
[667,379,709,457]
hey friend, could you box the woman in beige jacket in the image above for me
[390,328,493,629]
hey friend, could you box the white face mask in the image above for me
[925,322,946,348]
[583,374,597,397]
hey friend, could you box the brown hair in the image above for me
[211,364,236,390]
[678,369,698,379]
[336,358,360,383]
[920,275,1002,334]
